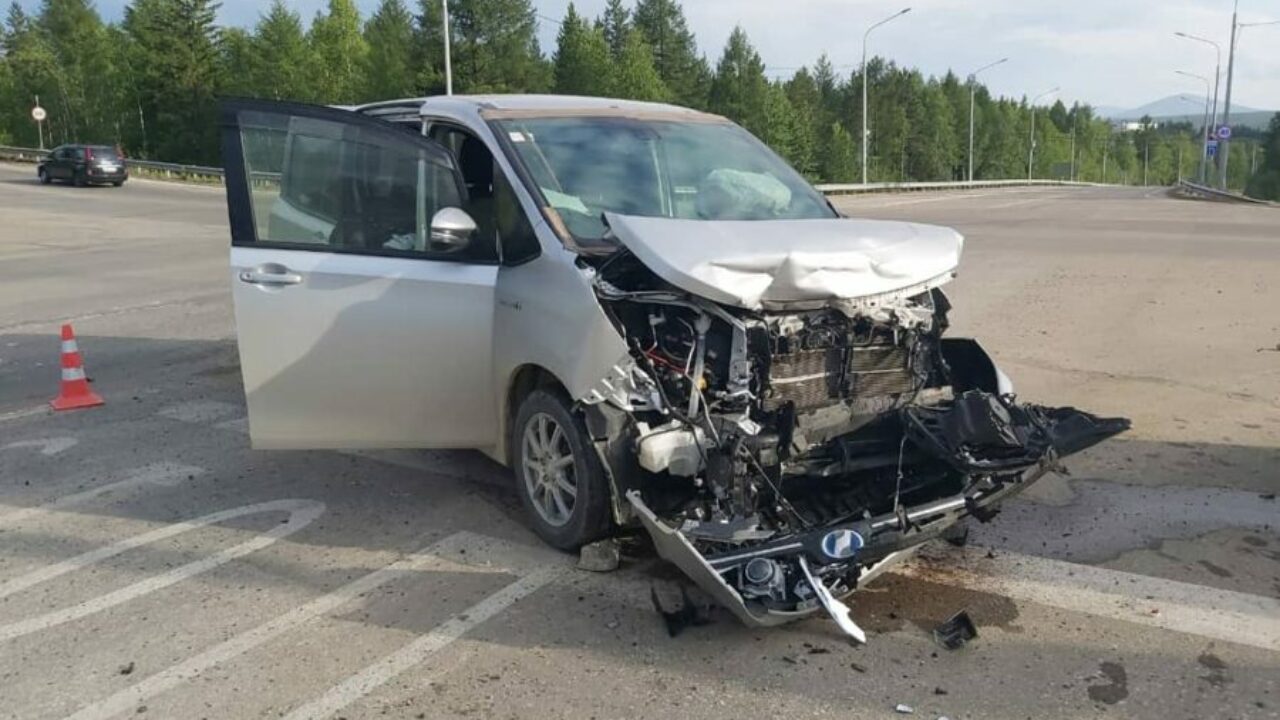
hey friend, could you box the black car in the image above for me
[37,144,128,187]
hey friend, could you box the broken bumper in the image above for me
[627,463,1050,630]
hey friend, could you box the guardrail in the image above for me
[1172,179,1272,206]
[3,143,1108,194]
[0,145,225,183]
[815,179,1104,194]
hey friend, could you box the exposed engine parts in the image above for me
[584,251,1130,640]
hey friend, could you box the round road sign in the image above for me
[1216,125,1232,140]
[31,106,46,122]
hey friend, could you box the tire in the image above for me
[111,180,124,187]
[38,168,50,185]
[512,388,612,550]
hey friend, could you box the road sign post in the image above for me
[31,100,47,150]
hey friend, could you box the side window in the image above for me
[429,124,539,264]
[73,147,86,161]
[235,109,473,260]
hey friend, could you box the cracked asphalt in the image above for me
[2,163,1278,719]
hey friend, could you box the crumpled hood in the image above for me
[603,213,964,310]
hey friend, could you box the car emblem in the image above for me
[820,529,864,560]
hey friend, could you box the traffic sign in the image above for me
[31,105,46,122]
[1216,125,1232,140]
[1206,140,1219,157]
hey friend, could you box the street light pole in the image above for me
[861,7,911,184]
[966,57,1008,182]
[1221,17,1280,189]
[1175,31,1221,183]
[1175,71,1212,183]
[1027,87,1058,181]
[442,0,453,95]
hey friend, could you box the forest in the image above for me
[1,0,1275,194]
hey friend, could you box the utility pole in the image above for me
[1218,0,1238,189]
[1027,87,1058,181]
[1143,142,1149,186]
[966,58,1008,182]
[1102,136,1110,183]
[1069,112,1077,182]
[860,8,911,184]
[1177,144,1183,183]
[442,0,453,95]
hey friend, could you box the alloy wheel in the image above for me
[520,412,578,527]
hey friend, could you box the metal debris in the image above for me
[894,703,915,714]
[933,610,978,650]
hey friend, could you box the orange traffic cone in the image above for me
[50,324,103,411]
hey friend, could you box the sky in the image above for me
[69,0,1280,112]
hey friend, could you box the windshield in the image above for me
[495,117,835,243]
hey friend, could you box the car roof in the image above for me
[353,94,724,122]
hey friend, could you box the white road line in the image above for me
[0,498,325,643]
[0,405,49,424]
[2,437,78,456]
[894,545,1280,652]
[63,532,562,720]
[0,462,206,529]
[281,566,562,720]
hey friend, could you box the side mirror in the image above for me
[428,207,477,253]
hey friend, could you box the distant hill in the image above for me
[1098,95,1275,130]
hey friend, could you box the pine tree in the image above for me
[363,0,416,99]
[599,0,628,61]
[38,0,117,142]
[410,0,444,94]
[248,0,315,101]
[760,83,798,165]
[822,121,857,183]
[632,0,707,107]
[784,68,820,178]
[123,0,224,164]
[447,0,549,93]
[612,27,665,101]
[553,3,613,97]
[707,26,768,138]
[309,0,369,103]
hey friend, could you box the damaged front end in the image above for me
[577,218,1130,641]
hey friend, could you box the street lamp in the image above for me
[966,57,1008,182]
[442,0,453,95]
[860,7,911,184]
[1027,86,1058,181]
[1175,70,1213,183]
[1174,31,1221,182]
[1220,13,1280,189]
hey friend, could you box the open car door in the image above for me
[220,98,499,449]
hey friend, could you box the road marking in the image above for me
[281,566,561,720]
[0,498,325,643]
[0,405,48,423]
[2,437,77,456]
[63,531,564,720]
[894,544,1280,653]
[0,462,205,529]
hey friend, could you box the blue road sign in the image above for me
[1207,140,1219,157]
[1216,125,1232,141]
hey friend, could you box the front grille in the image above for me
[766,343,917,411]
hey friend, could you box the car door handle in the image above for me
[239,269,302,286]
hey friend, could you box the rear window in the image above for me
[90,147,120,160]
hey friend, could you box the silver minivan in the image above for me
[220,95,1128,638]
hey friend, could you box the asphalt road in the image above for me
[2,162,1278,720]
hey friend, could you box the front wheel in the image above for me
[512,389,612,550]
[38,168,51,185]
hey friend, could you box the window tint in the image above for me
[236,110,469,259]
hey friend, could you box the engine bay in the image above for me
[579,249,1130,639]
